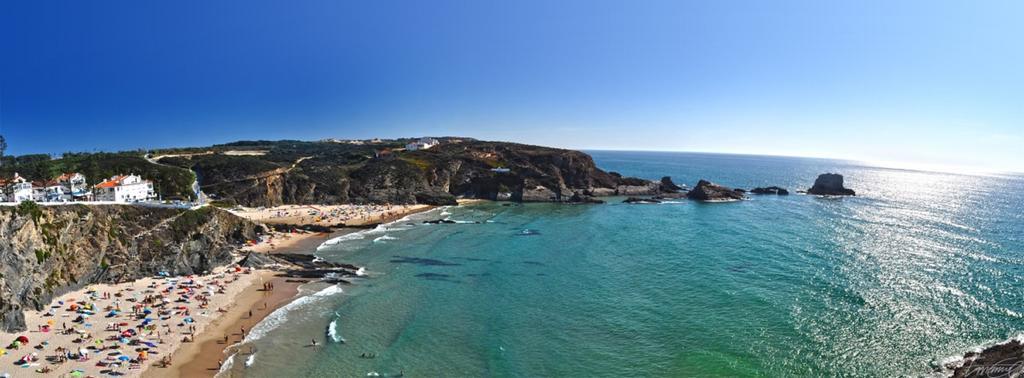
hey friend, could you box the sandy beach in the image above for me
[228,204,433,228]
[149,271,303,378]
[0,266,269,377]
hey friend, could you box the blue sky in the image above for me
[2,0,1022,172]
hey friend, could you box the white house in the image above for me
[43,180,66,202]
[56,172,91,201]
[405,137,440,151]
[93,174,156,203]
[9,174,34,203]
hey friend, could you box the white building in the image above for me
[56,172,92,201]
[43,181,66,202]
[405,137,440,151]
[9,174,34,203]
[93,174,156,203]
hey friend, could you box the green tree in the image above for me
[0,134,7,167]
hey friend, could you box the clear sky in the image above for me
[2,1,1022,173]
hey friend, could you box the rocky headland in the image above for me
[154,139,672,207]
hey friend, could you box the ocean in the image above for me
[230,151,1024,377]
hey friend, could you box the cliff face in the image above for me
[169,139,659,207]
[0,204,261,331]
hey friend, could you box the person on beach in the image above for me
[311,338,318,346]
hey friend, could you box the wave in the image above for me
[317,207,447,251]
[243,285,345,343]
[215,353,236,377]
[356,267,367,276]
[245,353,256,368]
[318,232,367,250]
[327,315,345,343]
[373,235,398,243]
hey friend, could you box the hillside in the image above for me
[2,138,664,207]
[154,138,661,206]
[0,152,197,200]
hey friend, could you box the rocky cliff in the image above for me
[159,139,661,207]
[0,203,262,331]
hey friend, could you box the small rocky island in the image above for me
[686,180,746,201]
[751,186,789,195]
[807,173,856,196]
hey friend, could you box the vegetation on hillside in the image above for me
[0,151,196,200]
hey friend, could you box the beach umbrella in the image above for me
[118,355,131,361]
[70,371,83,378]
[15,336,28,343]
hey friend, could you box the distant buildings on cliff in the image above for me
[405,137,440,151]
[1,172,155,203]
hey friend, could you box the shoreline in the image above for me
[148,271,304,378]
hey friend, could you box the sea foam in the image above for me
[243,285,344,343]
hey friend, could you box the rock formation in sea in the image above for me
[0,204,262,331]
[750,186,790,195]
[659,176,685,193]
[807,173,856,196]
[623,197,661,204]
[686,180,746,201]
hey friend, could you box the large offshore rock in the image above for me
[807,173,856,196]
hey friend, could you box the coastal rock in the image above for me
[807,173,856,196]
[686,180,746,202]
[615,182,661,196]
[751,186,790,195]
[659,176,685,193]
[569,191,605,204]
[0,204,262,332]
[520,180,560,202]
[653,192,686,200]
[623,197,661,204]
[945,339,1024,378]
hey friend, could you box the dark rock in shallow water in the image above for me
[623,197,661,204]
[569,191,605,204]
[653,192,686,200]
[423,219,458,224]
[946,339,1024,378]
[733,188,747,193]
[659,176,685,193]
[686,180,745,201]
[751,186,790,195]
[807,173,856,196]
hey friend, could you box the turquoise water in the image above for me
[235,151,1024,377]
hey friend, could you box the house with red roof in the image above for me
[93,174,156,203]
